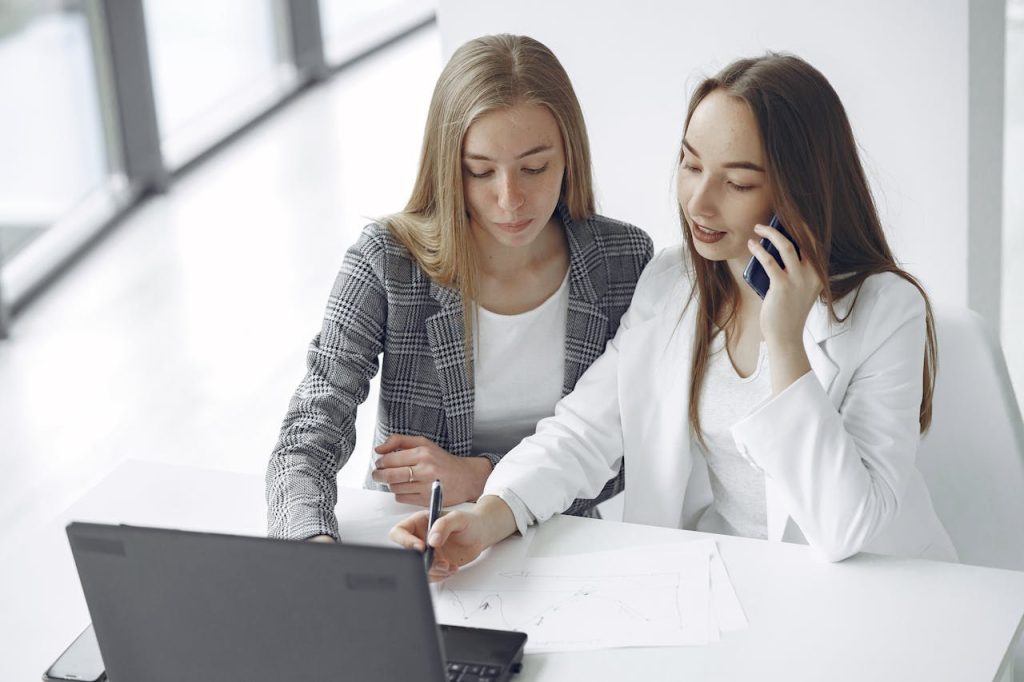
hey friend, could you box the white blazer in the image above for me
[483,246,957,563]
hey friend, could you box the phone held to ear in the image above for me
[42,623,106,682]
[742,214,800,299]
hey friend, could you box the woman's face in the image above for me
[677,89,774,269]
[462,103,566,252]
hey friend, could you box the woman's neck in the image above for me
[473,217,569,315]
[473,216,566,281]
[725,256,763,320]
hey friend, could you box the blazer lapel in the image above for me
[767,292,857,541]
[560,207,610,396]
[802,296,853,396]
[426,281,474,456]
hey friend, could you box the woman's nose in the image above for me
[686,178,715,220]
[498,174,525,212]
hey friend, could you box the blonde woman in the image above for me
[266,35,653,542]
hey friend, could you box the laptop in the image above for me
[65,522,526,682]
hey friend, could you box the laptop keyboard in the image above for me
[446,660,503,681]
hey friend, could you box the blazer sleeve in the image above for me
[561,228,654,516]
[731,277,927,562]
[265,226,388,541]
[482,247,671,523]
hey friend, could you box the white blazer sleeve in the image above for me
[731,277,927,562]
[482,248,677,524]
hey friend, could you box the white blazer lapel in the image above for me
[765,297,853,542]
[803,302,841,395]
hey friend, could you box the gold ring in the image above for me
[407,466,415,483]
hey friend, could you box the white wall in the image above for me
[437,0,1005,321]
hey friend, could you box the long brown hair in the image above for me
[384,34,594,351]
[681,54,937,445]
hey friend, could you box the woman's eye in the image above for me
[728,182,753,192]
[465,169,493,178]
[682,163,701,173]
[523,164,548,175]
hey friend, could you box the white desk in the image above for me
[3,459,1023,681]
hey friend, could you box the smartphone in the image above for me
[742,214,800,299]
[42,623,106,682]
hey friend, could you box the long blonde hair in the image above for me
[384,34,595,349]
[680,54,937,446]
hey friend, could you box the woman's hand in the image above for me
[371,434,492,506]
[389,496,518,581]
[747,223,823,395]
[747,222,823,346]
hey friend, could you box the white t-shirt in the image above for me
[471,272,569,456]
[694,333,772,539]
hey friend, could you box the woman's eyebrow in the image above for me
[683,139,764,172]
[464,144,552,161]
[724,160,765,172]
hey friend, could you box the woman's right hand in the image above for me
[389,495,518,581]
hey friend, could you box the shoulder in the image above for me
[564,213,653,294]
[583,213,654,256]
[351,222,412,261]
[846,272,926,330]
[344,222,428,286]
[642,244,690,285]
[857,271,924,303]
[812,272,928,354]
[626,244,694,320]
[560,206,653,267]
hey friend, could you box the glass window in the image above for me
[0,3,113,267]
[320,0,435,66]
[144,0,297,168]
[1004,0,1023,406]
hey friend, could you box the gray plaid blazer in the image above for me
[266,204,653,540]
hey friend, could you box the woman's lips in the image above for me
[495,219,532,233]
[691,222,726,244]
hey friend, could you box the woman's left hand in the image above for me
[371,434,493,506]
[747,223,823,346]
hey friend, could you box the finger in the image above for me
[374,447,424,470]
[388,511,429,552]
[428,565,453,582]
[429,555,459,578]
[425,510,470,548]
[371,464,422,486]
[374,434,400,455]
[747,238,784,280]
[753,224,800,270]
[376,433,431,455]
[388,481,429,496]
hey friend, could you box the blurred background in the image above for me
[0,0,1020,554]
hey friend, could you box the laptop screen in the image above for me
[67,523,453,682]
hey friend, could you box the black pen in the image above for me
[424,479,443,572]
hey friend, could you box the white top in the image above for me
[694,335,771,539]
[471,272,569,456]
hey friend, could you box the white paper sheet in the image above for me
[709,547,747,632]
[433,539,717,652]
[552,539,748,637]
